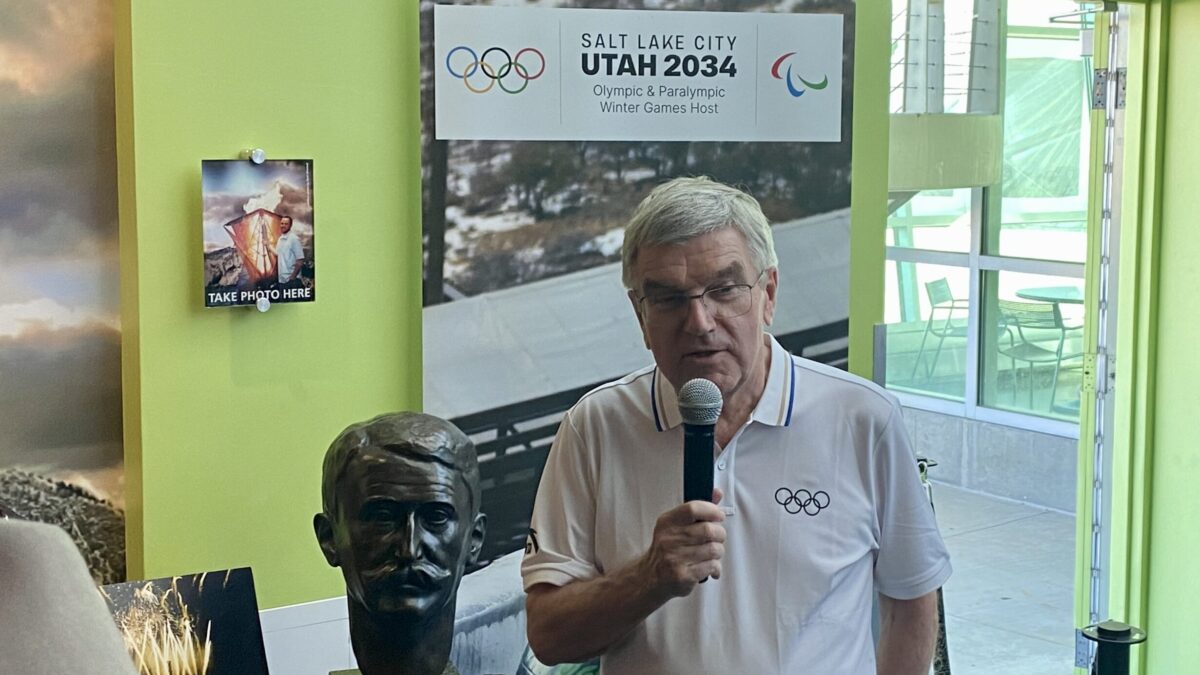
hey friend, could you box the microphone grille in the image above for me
[677,378,723,425]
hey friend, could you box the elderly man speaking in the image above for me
[521,177,951,674]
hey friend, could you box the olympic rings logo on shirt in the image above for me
[774,487,831,516]
[445,46,546,94]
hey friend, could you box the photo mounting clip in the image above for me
[239,148,268,165]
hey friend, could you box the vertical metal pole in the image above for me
[1089,4,1121,630]
[1083,621,1146,675]
[917,457,951,674]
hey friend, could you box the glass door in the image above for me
[881,1,1129,672]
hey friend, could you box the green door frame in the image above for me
[1101,2,1165,673]
[849,1,1162,672]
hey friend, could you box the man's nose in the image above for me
[394,513,422,562]
[682,295,717,334]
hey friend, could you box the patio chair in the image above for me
[910,278,969,382]
[996,299,1083,410]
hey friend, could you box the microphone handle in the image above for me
[683,423,716,503]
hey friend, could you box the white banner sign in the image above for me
[434,5,844,142]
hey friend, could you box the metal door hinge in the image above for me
[1092,70,1108,109]
[1093,68,1127,110]
[1081,352,1098,396]
[1076,628,1092,668]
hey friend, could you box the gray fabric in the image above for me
[0,520,137,675]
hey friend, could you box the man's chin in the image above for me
[678,364,735,391]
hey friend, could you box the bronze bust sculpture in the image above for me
[314,412,487,675]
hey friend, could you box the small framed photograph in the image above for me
[101,568,270,674]
[202,159,315,307]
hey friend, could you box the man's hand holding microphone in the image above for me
[638,376,726,599]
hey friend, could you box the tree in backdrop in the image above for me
[420,0,856,298]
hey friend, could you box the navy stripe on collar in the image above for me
[650,367,663,432]
[784,361,797,426]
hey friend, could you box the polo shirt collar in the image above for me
[651,366,681,432]
[650,335,795,432]
[751,336,797,427]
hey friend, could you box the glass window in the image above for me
[979,270,1084,421]
[941,0,980,113]
[991,30,1090,263]
[883,5,1093,672]
[883,262,970,401]
[885,3,1090,425]
[887,189,973,253]
[1007,1,1086,29]
[889,0,1000,115]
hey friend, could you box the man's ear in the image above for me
[467,512,487,566]
[761,267,779,327]
[628,289,652,350]
[313,512,340,567]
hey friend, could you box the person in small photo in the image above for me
[275,215,304,288]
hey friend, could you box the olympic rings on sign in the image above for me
[774,487,831,516]
[445,45,545,95]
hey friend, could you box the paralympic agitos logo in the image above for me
[770,52,828,98]
[445,45,546,94]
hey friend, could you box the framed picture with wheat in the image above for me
[101,567,270,675]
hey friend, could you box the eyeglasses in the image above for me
[637,270,765,323]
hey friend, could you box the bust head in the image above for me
[314,412,486,627]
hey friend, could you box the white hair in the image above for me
[621,176,777,289]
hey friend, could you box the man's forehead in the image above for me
[637,226,750,263]
[641,259,747,284]
[636,241,754,290]
[344,446,462,491]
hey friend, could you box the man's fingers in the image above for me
[676,521,726,546]
[712,487,724,505]
[690,560,722,582]
[648,543,725,596]
[649,502,727,596]
[677,541,724,562]
[661,539,725,566]
[663,500,725,525]
[654,520,726,551]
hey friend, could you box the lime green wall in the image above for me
[1140,0,1200,670]
[848,0,889,379]
[1102,1,1200,671]
[115,1,422,609]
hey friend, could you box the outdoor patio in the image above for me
[933,483,1077,674]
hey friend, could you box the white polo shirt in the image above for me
[276,230,304,283]
[521,336,952,674]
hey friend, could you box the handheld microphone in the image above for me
[678,378,723,503]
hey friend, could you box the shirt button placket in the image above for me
[718,441,736,516]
